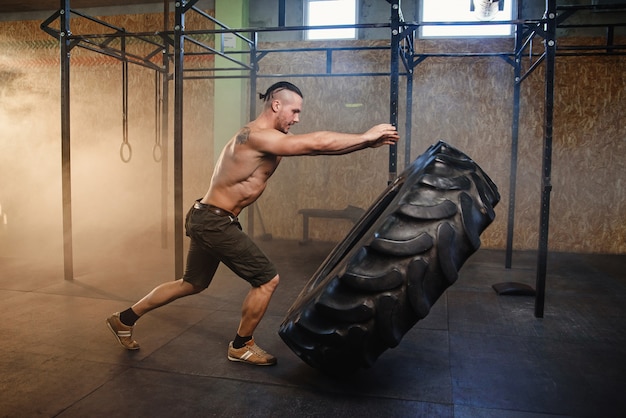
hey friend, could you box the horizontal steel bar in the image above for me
[556,3,626,12]
[414,52,516,58]
[559,23,626,29]
[184,67,251,72]
[185,36,253,70]
[71,8,125,32]
[183,72,407,81]
[258,46,390,53]
[403,19,543,27]
[558,44,626,51]
[76,44,163,72]
[557,52,626,57]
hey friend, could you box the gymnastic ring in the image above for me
[152,143,162,162]
[279,140,500,375]
[119,142,132,163]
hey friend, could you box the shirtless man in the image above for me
[106,81,399,366]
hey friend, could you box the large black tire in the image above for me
[278,141,500,375]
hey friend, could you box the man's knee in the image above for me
[179,278,205,295]
[262,274,280,292]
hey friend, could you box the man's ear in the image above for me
[271,99,280,113]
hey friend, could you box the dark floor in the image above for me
[1,237,625,418]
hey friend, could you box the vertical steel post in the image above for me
[404,72,413,170]
[389,0,400,182]
[247,32,258,236]
[60,0,73,280]
[173,0,186,278]
[278,0,286,27]
[535,0,557,318]
[404,31,414,171]
[249,33,258,125]
[160,0,170,249]
[505,0,524,269]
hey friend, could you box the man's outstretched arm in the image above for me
[249,124,399,157]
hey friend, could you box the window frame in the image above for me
[420,0,516,39]
[304,0,358,41]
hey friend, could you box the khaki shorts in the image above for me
[182,202,277,288]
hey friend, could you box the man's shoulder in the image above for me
[234,124,274,145]
[245,124,285,141]
[235,126,252,144]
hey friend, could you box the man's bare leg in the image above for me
[106,279,204,350]
[236,275,280,337]
[227,275,280,365]
[131,278,203,317]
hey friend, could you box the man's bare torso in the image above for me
[200,123,281,216]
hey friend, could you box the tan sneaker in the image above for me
[106,312,140,350]
[227,338,277,366]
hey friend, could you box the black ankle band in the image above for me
[119,308,140,326]
[233,334,252,349]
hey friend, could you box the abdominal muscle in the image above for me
[199,138,280,216]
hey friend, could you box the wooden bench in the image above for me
[298,205,365,244]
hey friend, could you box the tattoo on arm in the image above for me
[236,127,251,144]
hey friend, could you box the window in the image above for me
[305,0,357,40]
[421,0,515,38]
